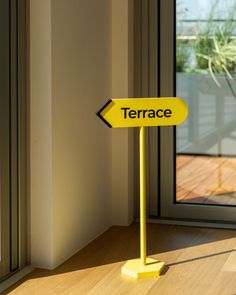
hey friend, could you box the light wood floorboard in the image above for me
[3,224,236,295]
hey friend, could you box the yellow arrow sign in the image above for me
[97,97,188,128]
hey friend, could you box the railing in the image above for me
[176,73,236,156]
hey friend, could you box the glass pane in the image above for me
[176,0,236,205]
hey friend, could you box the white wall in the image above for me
[30,0,133,269]
[30,0,53,268]
[51,0,112,267]
[111,0,134,225]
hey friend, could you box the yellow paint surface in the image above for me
[99,97,188,128]
[121,258,165,279]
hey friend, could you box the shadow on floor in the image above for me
[3,223,236,294]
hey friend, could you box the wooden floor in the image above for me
[177,155,236,205]
[3,223,236,295]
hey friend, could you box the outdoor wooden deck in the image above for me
[177,155,236,205]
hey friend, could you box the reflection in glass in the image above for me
[176,0,236,205]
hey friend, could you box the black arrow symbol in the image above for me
[96,99,113,128]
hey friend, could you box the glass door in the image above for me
[0,0,22,280]
[159,0,236,223]
[0,0,11,278]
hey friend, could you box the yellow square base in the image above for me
[121,258,165,279]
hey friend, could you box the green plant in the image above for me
[176,1,192,73]
[176,40,189,72]
[194,0,236,85]
[196,36,236,87]
[195,36,214,70]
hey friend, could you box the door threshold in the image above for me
[0,265,34,293]
[135,217,236,230]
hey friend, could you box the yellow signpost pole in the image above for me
[121,126,165,279]
[140,126,146,266]
[97,97,188,279]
